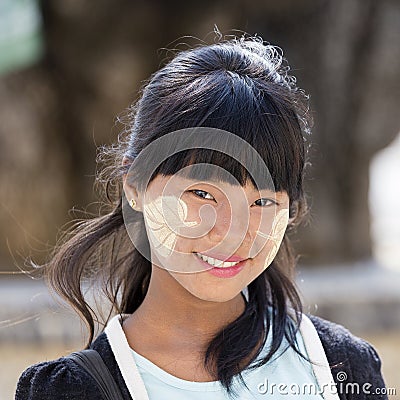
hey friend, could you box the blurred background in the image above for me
[1,0,399,398]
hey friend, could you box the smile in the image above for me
[194,252,242,268]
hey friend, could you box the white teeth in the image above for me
[195,253,241,268]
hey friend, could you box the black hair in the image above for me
[41,33,312,398]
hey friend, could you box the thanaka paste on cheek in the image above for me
[143,195,198,258]
[256,208,289,270]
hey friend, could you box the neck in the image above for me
[123,265,246,352]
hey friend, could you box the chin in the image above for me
[190,291,237,303]
[171,273,242,303]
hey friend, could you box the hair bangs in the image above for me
[150,81,303,199]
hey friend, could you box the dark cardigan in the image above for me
[15,314,388,400]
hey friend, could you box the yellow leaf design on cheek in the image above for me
[143,196,198,258]
[256,208,289,270]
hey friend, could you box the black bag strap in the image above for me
[68,349,125,400]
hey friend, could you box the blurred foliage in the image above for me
[0,0,44,75]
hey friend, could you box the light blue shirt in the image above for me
[131,318,324,399]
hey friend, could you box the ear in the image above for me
[122,163,142,211]
[121,156,144,211]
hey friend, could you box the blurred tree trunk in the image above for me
[0,0,244,269]
[0,0,399,271]
[247,0,400,265]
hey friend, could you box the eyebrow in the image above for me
[186,180,285,196]
[242,183,283,194]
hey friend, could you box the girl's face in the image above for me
[124,173,290,303]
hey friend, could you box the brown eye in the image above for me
[253,198,278,207]
[190,189,215,201]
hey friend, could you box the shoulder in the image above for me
[307,314,387,399]
[307,313,381,365]
[15,356,102,400]
[14,337,112,400]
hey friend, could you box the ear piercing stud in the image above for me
[130,199,137,209]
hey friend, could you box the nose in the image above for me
[208,199,252,251]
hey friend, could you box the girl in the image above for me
[16,34,387,399]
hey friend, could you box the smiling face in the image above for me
[123,173,290,303]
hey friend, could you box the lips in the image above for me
[194,252,248,269]
[193,253,247,278]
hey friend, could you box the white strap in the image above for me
[299,314,340,400]
[105,312,340,400]
[105,314,150,400]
